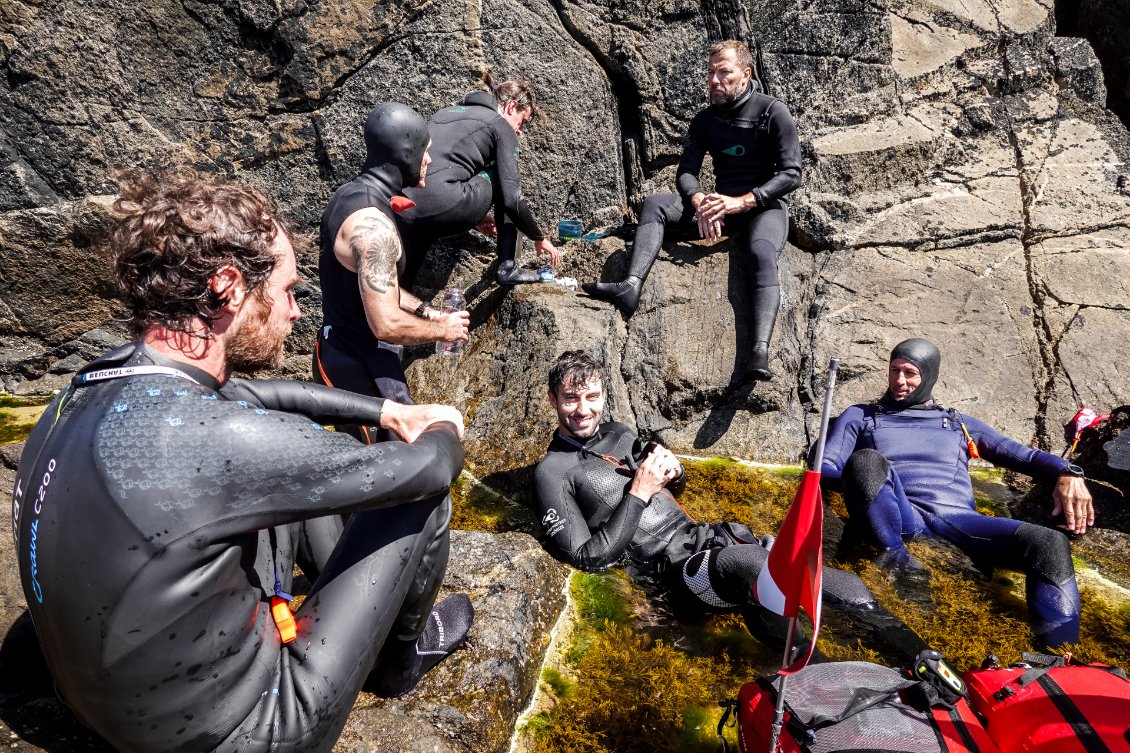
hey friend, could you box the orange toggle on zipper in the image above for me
[271,595,297,644]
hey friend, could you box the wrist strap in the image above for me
[414,302,430,319]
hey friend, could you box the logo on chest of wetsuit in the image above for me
[721,144,746,157]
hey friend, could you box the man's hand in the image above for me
[628,444,682,501]
[1052,474,1094,534]
[534,238,560,266]
[381,402,465,443]
[475,216,498,236]
[693,192,751,240]
[433,309,470,346]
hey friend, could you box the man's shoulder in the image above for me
[689,106,714,127]
[837,403,872,419]
[601,421,635,439]
[536,434,574,469]
[335,206,398,253]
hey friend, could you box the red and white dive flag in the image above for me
[754,468,824,674]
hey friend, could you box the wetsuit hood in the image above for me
[882,337,940,409]
[458,90,498,112]
[362,102,429,193]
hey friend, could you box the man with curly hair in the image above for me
[12,169,473,753]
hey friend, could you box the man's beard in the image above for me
[710,86,742,105]
[227,293,289,373]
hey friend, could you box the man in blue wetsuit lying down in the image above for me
[817,337,1094,649]
[12,170,473,753]
[533,350,926,660]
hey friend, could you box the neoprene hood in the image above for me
[363,102,429,190]
[887,337,940,408]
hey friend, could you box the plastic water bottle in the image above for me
[538,265,556,281]
[435,287,466,356]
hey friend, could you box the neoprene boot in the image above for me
[495,224,539,284]
[371,593,475,697]
[747,285,780,381]
[581,218,663,316]
[582,276,643,316]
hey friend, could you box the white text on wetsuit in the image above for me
[11,477,23,543]
[27,457,56,603]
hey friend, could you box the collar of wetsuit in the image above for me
[459,90,498,112]
[357,164,404,208]
[878,395,938,411]
[712,82,754,115]
[141,344,220,389]
[555,425,604,449]
[75,341,220,390]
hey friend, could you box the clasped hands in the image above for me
[694,192,753,240]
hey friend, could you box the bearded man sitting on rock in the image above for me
[533,349,925,659]
[582,39,801,383]
[12,169,472,753]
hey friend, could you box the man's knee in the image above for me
[1015,522,1075,584]
[843,449,892,505]
[639,193,682,225]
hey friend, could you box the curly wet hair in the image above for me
[549,350,610,396]
[109,168,289,337]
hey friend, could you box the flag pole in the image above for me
[768,357,839,753]
[811,357,840,472]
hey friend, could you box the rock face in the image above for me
[0,440,569,753]
[1062,0,1130,127]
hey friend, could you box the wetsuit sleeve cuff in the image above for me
[622,492,650,507]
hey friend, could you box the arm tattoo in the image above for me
[349,219,399,295]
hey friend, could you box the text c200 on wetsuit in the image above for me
[12,342,463,753]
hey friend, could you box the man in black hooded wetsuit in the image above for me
[396,75,559,286]
[13,170,474,753]
[533,350,925,658]
[583,40,802,381]
[818,338,1094,649]
[315,102,470,439]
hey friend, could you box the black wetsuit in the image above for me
[13,342,462,753]
[397,91,546,285]
[315,102,431,434]
[631,86,800,285]
[532,422,912,653]
[316,165,413,430]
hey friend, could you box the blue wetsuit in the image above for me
[820,403,1081,648]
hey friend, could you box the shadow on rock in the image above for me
[0,612,113,753]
